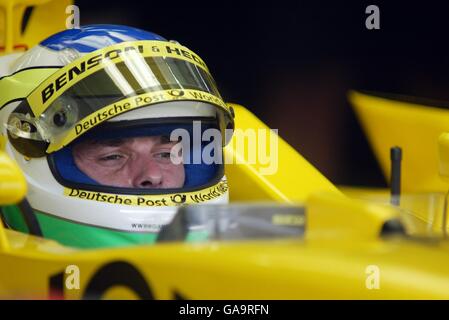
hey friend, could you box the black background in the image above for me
[75,1,449,187]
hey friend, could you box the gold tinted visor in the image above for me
[7,41,233,153]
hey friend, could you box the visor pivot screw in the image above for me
[8,117,21,139]
[22,122,31,133]
[53,111,67,127]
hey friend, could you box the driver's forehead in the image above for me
[74,135,171,151]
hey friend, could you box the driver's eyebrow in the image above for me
[159,135,179,144]
[91,138,127,147]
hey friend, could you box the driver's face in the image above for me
[72,136,185,189]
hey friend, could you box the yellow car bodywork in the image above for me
[1,104,449,300]
[0,0,71,54]
[349,90,449,193]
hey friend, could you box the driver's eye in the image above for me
[99,154,124,161]
[155,152,171,159]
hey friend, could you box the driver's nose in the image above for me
[132,157,163,188]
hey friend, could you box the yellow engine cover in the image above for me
[349,90,449,193]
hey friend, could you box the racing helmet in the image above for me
[0,25,234,248]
